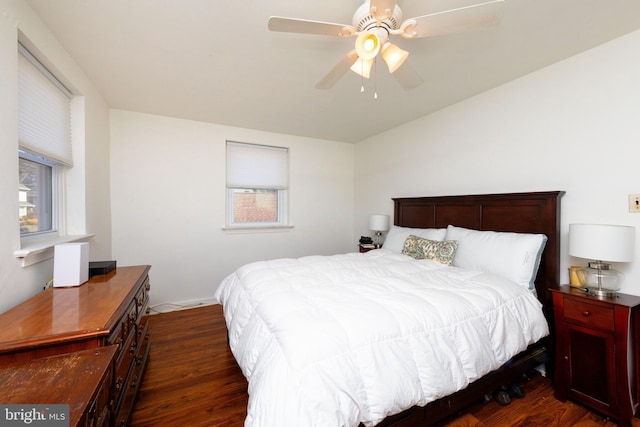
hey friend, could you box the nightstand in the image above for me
[550,286,640,426]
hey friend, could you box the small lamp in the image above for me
[369,214,390,248]
[569,223,635,297]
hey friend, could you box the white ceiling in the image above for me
[26,0,640,143]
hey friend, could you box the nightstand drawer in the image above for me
[563,297,614,331]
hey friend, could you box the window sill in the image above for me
[15,233,95,267]
[221,225,294,234]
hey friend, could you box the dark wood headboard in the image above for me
[393,191,564,307]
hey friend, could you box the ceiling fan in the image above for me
[268,0,505,91]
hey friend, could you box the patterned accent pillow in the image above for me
[402,235,459,265]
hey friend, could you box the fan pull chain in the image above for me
[374,59,378,100]
[368,57,377,99]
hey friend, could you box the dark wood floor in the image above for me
[130,304,639,427]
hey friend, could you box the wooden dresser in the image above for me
[0,265,151,427]
[0,346,117,426]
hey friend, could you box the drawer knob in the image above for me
[563,356,569,362]
[582,311,591,317]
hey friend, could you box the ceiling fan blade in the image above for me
[268,16,356,37]
[369,0,398,21]
[393,63,423,91]
[401,0,504,39]
[315,50,359,90]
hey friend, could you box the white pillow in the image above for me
[382,226,447,253]
[445,225,547,289]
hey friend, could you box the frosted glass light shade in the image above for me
[369,214,390,232]
[350,58,374,78]
[354,32,380,60]
[382,43,409,73]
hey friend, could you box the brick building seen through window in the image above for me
[232,189,278,223]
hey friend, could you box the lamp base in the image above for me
[374,231,382,249]
[569,284,618,298]
[574,261,623,298]
[585,286,618,298]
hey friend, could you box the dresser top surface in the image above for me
[0,265,150,352]
[551,284,640,308]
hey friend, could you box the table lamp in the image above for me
[369,214,390,248]
[568,223,635,297]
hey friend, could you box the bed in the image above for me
[214,191,564,427]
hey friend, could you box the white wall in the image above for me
[110,110,354,309]
[355,30,640,295]
[0,0,111,313]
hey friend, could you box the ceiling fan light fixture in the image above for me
[381,42,409,73]
[350,57,374,78]
[354,31,380,60]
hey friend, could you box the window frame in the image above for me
[224,141,291,231]
[19,149,59,237]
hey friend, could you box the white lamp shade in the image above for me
[569,223,635,262]
[369,214,390,232]
[381,43,409,73]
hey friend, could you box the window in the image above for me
[226,141,289,228]
[19,151,55,235]
[17,43,72,237]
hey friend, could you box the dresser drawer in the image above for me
[84,357,113,427]
[114,325,149,427]
[563,297,615,331]
[108,300,137,350]
[136,276,151,318]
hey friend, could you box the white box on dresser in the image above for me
[53,242,89,287]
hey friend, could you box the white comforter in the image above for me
[213,250,549,427]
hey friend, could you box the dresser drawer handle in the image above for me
[582,311,591,317]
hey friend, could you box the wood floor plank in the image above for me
[130,304,640,426]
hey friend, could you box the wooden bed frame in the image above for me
[371,190,564,427]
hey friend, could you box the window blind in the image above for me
[18,44,73,166]
[226,141,288,189]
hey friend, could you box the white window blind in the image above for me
[226,141,288,189]
[18,44,73,166]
